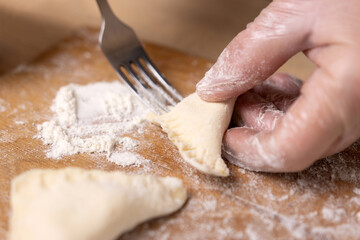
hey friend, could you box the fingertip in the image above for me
[196,77,218,102]
[223,127,258,158]
[224,127,256,142]
[196,83,237,102]
[196,89,225,102]
[223,127,270,171]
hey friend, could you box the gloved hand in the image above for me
[196,0,360,172]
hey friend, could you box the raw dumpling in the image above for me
[154,93,235,177]
[10,168,187,240]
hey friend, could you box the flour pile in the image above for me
[36,81,150,165]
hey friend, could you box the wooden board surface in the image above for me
[0,28,360,240]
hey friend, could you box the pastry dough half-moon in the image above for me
[155,93,235,177]
[10,168,187,240]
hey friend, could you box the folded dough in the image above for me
[10,168,187,240]
[154,93,235,177]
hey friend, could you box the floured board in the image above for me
[0,28,360,240]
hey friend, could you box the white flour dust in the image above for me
[109,152,149,167]
[0,98,9,112]
[36,81,151,166]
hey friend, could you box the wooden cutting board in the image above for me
[0,28,360,240]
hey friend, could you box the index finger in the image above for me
[196,1,313,102]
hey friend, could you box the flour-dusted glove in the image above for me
[196,0,360,172]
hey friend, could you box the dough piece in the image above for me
[10,168,187,240]
[155,93,235,177]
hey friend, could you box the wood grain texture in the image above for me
[0,28,359,240]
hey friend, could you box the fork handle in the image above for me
[96,0,133,32]
[96,0,117,21]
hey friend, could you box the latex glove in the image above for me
[196,0,360,172]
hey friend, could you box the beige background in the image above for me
[0,0,314,76]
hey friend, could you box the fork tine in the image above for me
[110,59,170,114]
[141,55,183,102]
[133,60,178,106]
[96,0,183,113]
[116,66,139,94]
[124,65,170,114]
[117,67,166,114]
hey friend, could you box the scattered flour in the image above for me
[0,98,8,112]
[321,207,345,223]
[353,187,360,195]
[14,120,25,125]
[36,81,151,165]
[119,137,140,151]
[357,212,360,222]
[109,152,149,167]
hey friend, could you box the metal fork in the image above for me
[96,0,183,114]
